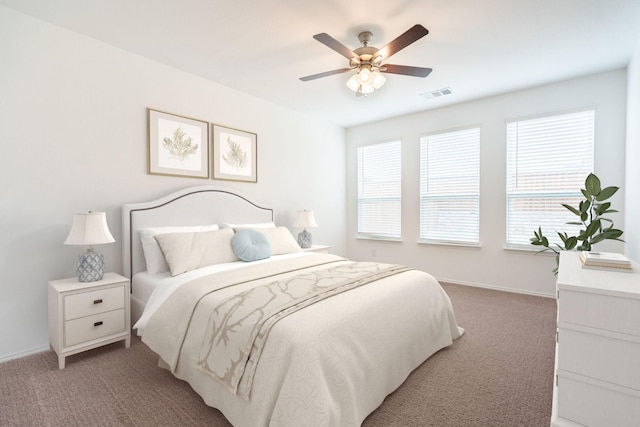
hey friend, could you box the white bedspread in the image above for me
[140,253,463,427]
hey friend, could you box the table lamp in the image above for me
[64,212,115,282]
[293,210,318,249]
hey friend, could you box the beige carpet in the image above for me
[0,283,556,426]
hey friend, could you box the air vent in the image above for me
[420,87,452,100]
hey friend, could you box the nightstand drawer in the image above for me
[64,309,126,347]
[64,285,125,320]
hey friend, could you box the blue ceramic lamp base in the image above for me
[77,250,105,282]
[297,229,312,249]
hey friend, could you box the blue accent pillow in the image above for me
[231,229,272,262]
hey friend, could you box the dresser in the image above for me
[48,272,131,369]
[551,252,640,426]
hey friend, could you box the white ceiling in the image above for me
[3,0,640,128]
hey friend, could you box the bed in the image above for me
[123,185,464,427]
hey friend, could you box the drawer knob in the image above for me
[94,321,103,327]
[93,299,103,304]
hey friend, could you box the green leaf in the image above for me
[566,221,584,226]
[565,236,578,250]
[594,202,611,215]
[581,188,590,199]
[579,200,590,215]
[596,186,619,201]
[590,233,608,244]
[604,228,624,239]
[585,173,601,196]
[585,219,601,237]
[562,204,580,216]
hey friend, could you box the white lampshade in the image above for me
[293,210,318,229]
[346,73,360,92]
[358,67,372,83]
[371,70,386,89]
[64,212,115,246]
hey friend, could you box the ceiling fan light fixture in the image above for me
[346,74,360,92]
[358,67,372,83]
[359,83,375,94]
[371,70,385,89]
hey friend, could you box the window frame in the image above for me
[418,126,481,246]
[356,139,402,241]
[505,107,595,249]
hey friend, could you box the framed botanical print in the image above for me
[212,124,257,182]
[148,109,209,178]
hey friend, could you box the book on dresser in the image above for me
[578,251,632,270]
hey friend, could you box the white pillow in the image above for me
[139,224,219,274]
[257,227,303,255]
[154,228,238,276]
[221,221,276,230]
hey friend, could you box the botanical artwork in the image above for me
[148,109,209,178]
[213,124,257,182]
[219,132,251,176]
[158,119,201,171]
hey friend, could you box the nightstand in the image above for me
[303,244,331,253]
[48,272,131,369]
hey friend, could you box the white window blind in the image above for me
[357,141,401,239]
[420,127,480,244]
[506,109,594,247]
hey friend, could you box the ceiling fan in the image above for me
[300,24,432,96]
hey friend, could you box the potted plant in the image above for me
[530,173,624,274]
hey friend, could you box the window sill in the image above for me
[417,240,482,249]
[503,244,558,256]
[356,235,403,243]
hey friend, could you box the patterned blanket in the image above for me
[196,261,411,398]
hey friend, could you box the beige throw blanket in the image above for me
[142,254,345,372]
[196,261,411,398]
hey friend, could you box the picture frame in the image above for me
[212,124,257,182]
[148,109,209,178]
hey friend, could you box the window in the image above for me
[506,109,594,247]
[357,140,401,239]
[419,127,480,244]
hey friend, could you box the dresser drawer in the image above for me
[64,285,125,320]
[64,309,126,347]
[558,326,640,391]
[557,372,640,427]
[559,289,640,336]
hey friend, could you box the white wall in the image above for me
[0,6,346,361]
[625,41,640,261]
[346,70,627,297]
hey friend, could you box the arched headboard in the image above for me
[122,186,273,280]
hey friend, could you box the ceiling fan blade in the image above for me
[382,64,432,78]
[313,33,357,60]
[375,24,429,60]
[300,68,352,81]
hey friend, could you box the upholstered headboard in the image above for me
[122,185,273,280]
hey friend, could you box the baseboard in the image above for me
[0,344,50,364]
[438,277,555,299]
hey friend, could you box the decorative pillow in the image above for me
[221,221,276,230]
[153,228,238,276]
[139,225,219,274]
[257,227,303,255]
[231,229,272,262]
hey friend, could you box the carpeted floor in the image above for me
[0,283,556,426]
